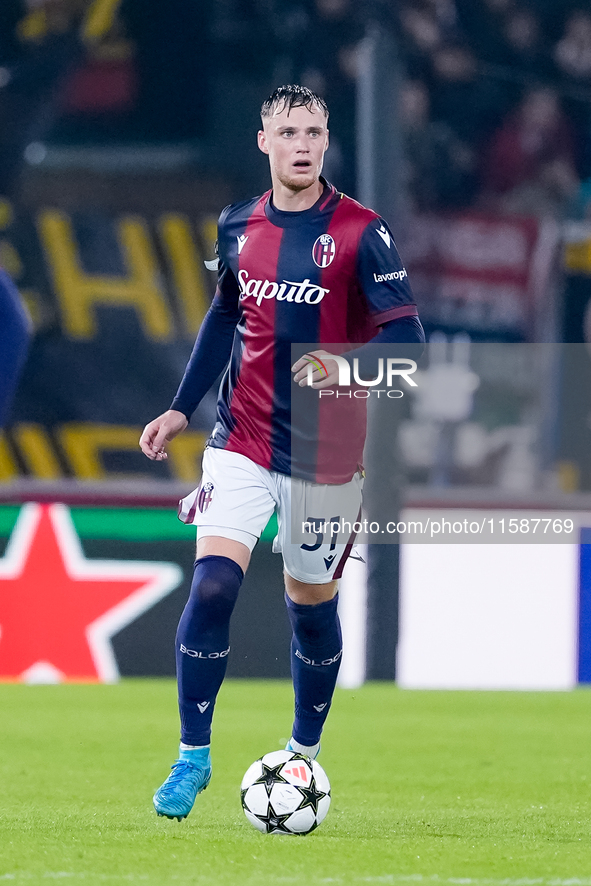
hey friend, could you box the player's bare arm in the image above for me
[139,409,188,460]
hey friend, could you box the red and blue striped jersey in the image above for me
[207,180,418,482]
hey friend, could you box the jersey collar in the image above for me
[264,178,337,228]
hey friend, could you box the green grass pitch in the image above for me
[1,680,590,884]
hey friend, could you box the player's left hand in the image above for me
[291,350,341,389]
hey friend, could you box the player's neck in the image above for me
[271,179,324,212]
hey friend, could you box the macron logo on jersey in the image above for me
[376,225,391,248]
[237,234,248,254]
[238,269,330,306]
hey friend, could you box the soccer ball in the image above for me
[240,749,331,835]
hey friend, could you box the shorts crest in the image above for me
[197,481,215,513]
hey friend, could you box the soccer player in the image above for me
[140,85,424,821]
[0,268,29,429]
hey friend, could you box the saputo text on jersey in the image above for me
[238,269,329,305]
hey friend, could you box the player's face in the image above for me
[258,104,329,194]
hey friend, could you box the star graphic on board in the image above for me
[252,762,290,797]
[0,503,182,682]
[297,775,328,815]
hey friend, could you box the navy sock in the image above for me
[176,555,243,745]
[285,593,343,747]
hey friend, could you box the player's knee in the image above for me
[284,576,337,606]
[190,555,244,615]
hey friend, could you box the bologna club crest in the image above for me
[197,482,214,513]
[312,234,336,268]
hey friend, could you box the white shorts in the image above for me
[178,448,363,584]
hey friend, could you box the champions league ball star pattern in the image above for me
[241,750,331,835]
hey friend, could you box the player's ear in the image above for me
[258,130,269,155]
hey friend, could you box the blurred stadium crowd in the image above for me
[1,0,591,490]
[395,0,591,219]
[0,0,590,219]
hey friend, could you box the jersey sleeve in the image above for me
[169,210,241,419]
[356,217,417,325]
[215,205,242,311]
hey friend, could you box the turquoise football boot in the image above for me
[153,748,212,820]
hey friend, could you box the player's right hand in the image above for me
[139,409,188,461]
